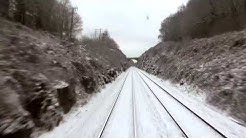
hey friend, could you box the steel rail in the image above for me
[136,70,188,138]
[137,69,227,138]
[97,71,130,138]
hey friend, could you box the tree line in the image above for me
[82,30,120,49]
[0,0,82,39]
[159,0,246,41]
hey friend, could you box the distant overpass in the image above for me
[128,57,139,60]
[127,57,139,63]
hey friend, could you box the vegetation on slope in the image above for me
[138,0,246,123]
[0,8,130,138]
[0,0,82,39]
[159,0,246,41]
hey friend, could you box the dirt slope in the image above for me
[0,18,130,138]
[137,30,246,123]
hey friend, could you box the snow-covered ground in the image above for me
[39,67,246,138]
[39,69,129,138]
[132,70,185,138]
[137,68,246,138]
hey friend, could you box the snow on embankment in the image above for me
[137,30,246,123]
[0,18,130,137]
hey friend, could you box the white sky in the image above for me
[71,0,188,58]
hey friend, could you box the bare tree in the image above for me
[4,0,82,40]
[0,0,9,17]
[71,12,83,39]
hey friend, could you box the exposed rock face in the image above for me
[138,30,246,123]
[0,18,130,137]
[0,76,34,138]
[81,76,97,94]
[55,80,76,114]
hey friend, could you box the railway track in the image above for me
[97,71,131,138]
[40,68,245,138]
[39,68,246,138]
[135,70,188,138]
[98,69,228,138]
[136,69,227,138]
[132,72,137,138]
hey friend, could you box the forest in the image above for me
[0,0,82,39]
[159,0,246,41]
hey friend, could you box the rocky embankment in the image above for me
[137,30,246,123]
[0,18,131,138]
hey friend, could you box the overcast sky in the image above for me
[71,0,188,57]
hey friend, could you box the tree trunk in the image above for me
[0,0,9,17]
[15,0,26,24]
